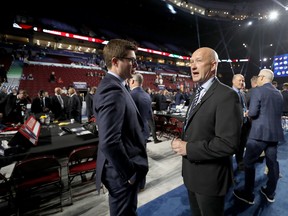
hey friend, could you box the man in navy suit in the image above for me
[171,47,242,216]
[93,39,148,216]
[234,69,284,204]
[129,72,158,191]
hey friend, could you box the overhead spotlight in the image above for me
[247,21,253,26]
[167,4,177,14]
[268,11,279,20]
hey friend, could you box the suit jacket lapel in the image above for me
[187,79,219,123]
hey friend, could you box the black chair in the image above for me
[0,173,14,213]
[11,155,63,215]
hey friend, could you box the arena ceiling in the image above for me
[1,0,288,68]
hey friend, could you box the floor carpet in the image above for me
[138,139,288,216]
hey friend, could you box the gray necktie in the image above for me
[238,91,247,123]
[184,86,203,130]
[57,95,64,108]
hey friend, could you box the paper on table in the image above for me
[0,131,18,135]
[0,162,16,179]
[58,122,70,126]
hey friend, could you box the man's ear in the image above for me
[111,57,118,66]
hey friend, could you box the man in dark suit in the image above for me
[281,82,288,116]
[1,89,29,124]
[85,86,97,120]
[171,47,242,216]
[232,74,250,171]
[233,69,284,204]
[31,90,45,116]
[50,87,67,121]
[130,74,161,144]
[93,39,148,216]
[245,75,258,108]
[129,72,160,191]
[67,87,81,123]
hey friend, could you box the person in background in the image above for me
[245,75,258,108]
[62,86,68,95]
[85,86,97,120]
[93,39,148,216]
[49,71,56,83]
[21,74,26,80]
[174,89,185,106]
[281,82,288,116]
[31,90,45,116]
[67,87,81,123]
[57,76,63,84]
[42,91,51,113]
[50,87,67,121]
[232,74,250,172]
[272,80,278,90]
[171,47,242,216]
[145,87,161,143]
[233,69,284,204]
[183,87,192,106]
[128,72,153,191]
[27,73,34,80]
[1,89,29,124]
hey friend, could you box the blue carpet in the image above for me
[138,138,288,216]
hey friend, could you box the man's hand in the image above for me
[171,137,187,156]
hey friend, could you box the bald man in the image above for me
[234,69,284,204]
[171,47,242,216]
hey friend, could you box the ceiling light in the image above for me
[268,11,279,20]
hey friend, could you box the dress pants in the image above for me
[235,121,250,169]
[188,190,225,216]
[148,118,157,141]
[102,162,139,216]
[244,138,279,196]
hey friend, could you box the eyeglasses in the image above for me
[257,75,265,79]
[119,57,137,65]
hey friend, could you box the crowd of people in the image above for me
[1,39,288,216]
[0,85,98,128]
[92,40,286,216]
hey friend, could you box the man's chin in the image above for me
[192,77,200,82]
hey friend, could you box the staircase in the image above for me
[0,60,23,93]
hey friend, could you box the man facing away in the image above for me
[171,47,242,216]
[93,39,148,216]
[233,69,284,204]
[281,82,288,116]
[245,75,258,108]
[128,72,153,191]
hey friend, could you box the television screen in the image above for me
[273,53,288,77]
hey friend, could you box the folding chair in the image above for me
[0,173,14,212]
[67,145,99,204]
[154,115,169,138]
[11,155,63,215]
[168,117,184,138]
